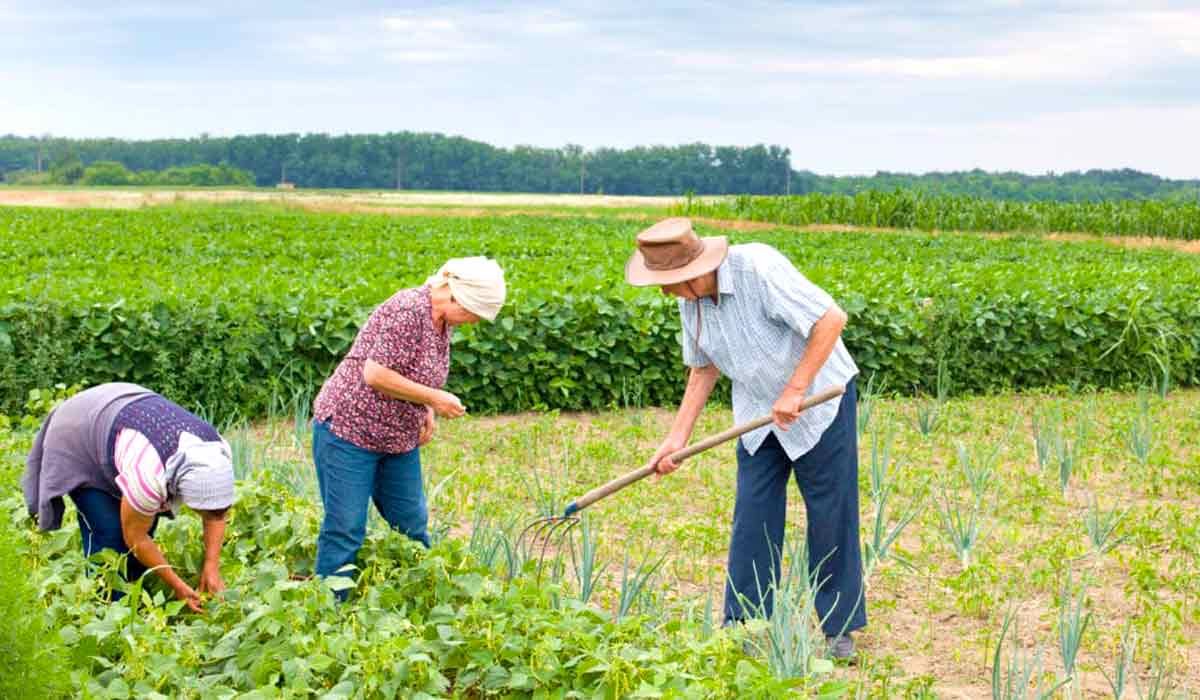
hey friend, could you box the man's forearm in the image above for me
[669,365,720,441]
[787,307,846,391]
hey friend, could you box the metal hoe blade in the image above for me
[516,514,580,583]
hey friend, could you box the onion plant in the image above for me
[957,440,1001,503]
[1101,622,1136,700]
[864,424,923,579]
[615,550,666,621]
[934,483,992,570]
[1057,571,1091,695]
[1125,388,1157,493]
[735,540,845,681]
[466,510,522,579]
[915,357,950,437]
[1136,647,1179,700]
[991,608,1068,700]
[857,371,886,435]
[1084,496,1128,556]
[572,516,607,604]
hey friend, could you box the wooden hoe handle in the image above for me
[562,384,846,517]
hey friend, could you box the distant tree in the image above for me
[80,161,134,186]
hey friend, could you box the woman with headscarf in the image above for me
[311,256,506,594]
[23,383,236,612]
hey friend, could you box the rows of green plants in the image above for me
[2,205,1198,422]
[671,190,1200,239]
[0,412,814,699]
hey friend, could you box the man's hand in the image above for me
[649,436,688,476]
[430,390,466,419]
[772,384,809,430]
[197,565,226,597]
[418,406,436,446]
[175,582,204,613]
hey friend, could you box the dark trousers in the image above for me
[723,380,867,637]
[313,419,430,597]
[69,487,159,581]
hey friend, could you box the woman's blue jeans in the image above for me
[69,487,159,584]
[313,419,430,596]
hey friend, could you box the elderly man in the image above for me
[627,218,865,659]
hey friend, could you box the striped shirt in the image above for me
[113,428,177,515]
[680,243,858,460]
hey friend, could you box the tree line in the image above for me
[1,132,1196,201]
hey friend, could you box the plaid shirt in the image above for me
[679,243,858,459]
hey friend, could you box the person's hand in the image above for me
[175,583,204,613]
[772,384,808,430]
[418,406,437,446]
[649,435,687,476]
[197,565,226,596]
[430,390,466,419]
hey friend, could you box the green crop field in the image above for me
[3,204,1197,419]
[1,201,1198,698]
[671,191,1200,240]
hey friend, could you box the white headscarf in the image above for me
[163,431,235,513]
[425,257,507,321]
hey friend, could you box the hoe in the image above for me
[517,384,846,577]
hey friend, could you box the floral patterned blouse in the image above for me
[313,285,450,453]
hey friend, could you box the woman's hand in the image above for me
[418,406,437,446]
[197,565,226,596]
[175,582,204,613]
[430,390,466,419]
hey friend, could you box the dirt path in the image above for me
[0,187,680,210]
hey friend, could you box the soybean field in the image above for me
[1,200,1198,698]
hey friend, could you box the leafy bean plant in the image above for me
[0,414,807,698]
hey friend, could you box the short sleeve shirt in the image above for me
[678,243,859,459]
[313,286,451,453]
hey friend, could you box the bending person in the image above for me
[24,383,234,612]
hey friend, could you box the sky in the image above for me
[2,1,1199,177]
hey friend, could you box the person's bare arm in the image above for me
[363,359,465,418]
[771,305,848,429]
[196,514,227,595]
[650,364,722,475]
[119,498,203,612]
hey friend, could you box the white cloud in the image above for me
[382,17,457,33]
[2,1,1197,177]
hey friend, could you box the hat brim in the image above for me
[624,236,729,287]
